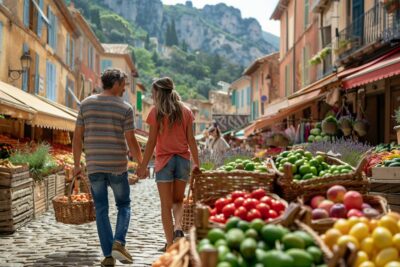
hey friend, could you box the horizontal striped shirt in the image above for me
[76,95,135,174]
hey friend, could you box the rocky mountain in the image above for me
[98,0,278,66]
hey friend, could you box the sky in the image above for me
[162,0,281,36]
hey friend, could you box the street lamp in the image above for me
[8,52,32,81]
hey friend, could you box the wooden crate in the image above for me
[55,171,65,197]
[46,174,56,201]
[0,164,30,188]
[370,192,400,213]
[0,179,33,233]
[33,180,48,218]
[371,167,400,181]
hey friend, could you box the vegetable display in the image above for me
[216,158,270,173]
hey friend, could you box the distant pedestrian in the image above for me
[136,77,200,252]
[73,69,144,267]
[208,126,230,157]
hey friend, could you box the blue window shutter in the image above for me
[52,64,57,101]
[0,22,3,53]
[54,17,58,51]
[37,0,43,37]
[247,87,251,106]
[34,53,39,94]
[47,6,53,46]
[101,60,106,72]
[22,44,29,92]
[23,0,30,27]
[46,61,50,98]
[231,90,236,105]
[71,39,75,69]
[66,33,70,66]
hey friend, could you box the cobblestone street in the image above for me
[0,179,165,267]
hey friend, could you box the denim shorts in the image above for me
[156,155,190,183]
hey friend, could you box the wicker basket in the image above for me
[181,169,276,232]
[52,175,95,225]
[189,203,345,267]
[272,153,370,202]
[182,182,195,232]
[299,194,388,234]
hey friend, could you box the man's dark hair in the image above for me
[101,69,127,90]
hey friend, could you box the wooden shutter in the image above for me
[34,53,40,94]
[23,0,30,27]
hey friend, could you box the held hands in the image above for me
[136,164,149,179]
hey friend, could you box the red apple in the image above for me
[327,185,347,203]
[234,197,245,208]
[231,191,246,200]
[215,198,227,213]
[347,209,364,218]
[222,203,236,218]
[210,208,217,216]
[343,191,363,210]
[234,206,248,220]
[250,188,267,200]
[311,196,325,209]
[266,209,279,219]
[312,208,329,220]
[271,200,286,213]
[256,203,270,219]
[260,196,274,206]
[329,203,347,218]
[247,209,262,221]
[214,214,226,224]
[243,198,259,211]
[318,200,335,213]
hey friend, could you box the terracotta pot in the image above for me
[395,125,400,144]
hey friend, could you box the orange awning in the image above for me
[341,47,400,89]
[0,81,77,131]
[244,89,325,136]
[0,90,35,120]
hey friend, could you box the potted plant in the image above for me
[384,0,400,13]
[334,39,351,55]
[394,107,400,144]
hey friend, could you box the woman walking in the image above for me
[208,126,230,157]
[137,77,200,251]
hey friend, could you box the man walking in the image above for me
[73,69,143,267]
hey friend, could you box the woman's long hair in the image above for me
[209,126,221,148]
[152,77,183,133]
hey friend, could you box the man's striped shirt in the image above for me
[76,95,135,174]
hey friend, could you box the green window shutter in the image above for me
[231,90,236,105]
[136,91,142,112]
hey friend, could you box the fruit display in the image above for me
[274,149,353,181]
[307,123,331,143]
[216,158,271,173]
[57,193,90,203]
[321,212,400,267]
[197,217,328,267]
[208,188,287,224]
[306,185,383,221]
[363,145,400,176]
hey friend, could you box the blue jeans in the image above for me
[88,172,131,257]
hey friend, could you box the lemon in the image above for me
[359,261,377,267]
[348,217,361,228]
[361,237,375,255]
[378,216,400,235]
[373,227,393,250]
[387,212,400,221]
[337,235,359,249]
[350,223,370,241]
[369,219,379,231]
[375,247,399,267]
[334,218,351,234]
[354,251,369,267]
[324,228,342,249]
[393,234,400,251]
[385,262,400,267]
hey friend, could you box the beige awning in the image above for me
[0,90,36,120]
[0,81,77,131]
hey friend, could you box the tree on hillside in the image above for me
[170,20,179,46]
[90,7,103,31]
[181,40,188,52]
[145,33,150,50]
[152,51,160,66]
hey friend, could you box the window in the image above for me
[241,90,244,108]
[302,46,310,86]
[285,11,289,52]
[23,0,30,27]
[304,0,309,28]
[0,22,3,53]
[22,44,29,92]
[285,65,291,96]
[36,0,44,37]
[66,33,70,66]
[247,87,251,106]
[88,45,94,70]
[65,79,74,108]
[46,61,57,101]
[101,59,112,72]
[47,6,57,50]
[34,53,40,94]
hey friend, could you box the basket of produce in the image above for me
[182,192,195,232]
[320,211,400,267]
[190,203,344,267]
[52,174,95,225]
[299,185,388,234]
[152,238,190,267]
[272,149,369,201]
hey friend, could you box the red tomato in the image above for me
[247,209,262,221]
[209,215,216,222]
[214,214,226,224]
[210,208,217,216]
[234,206,248,220]
[243,198,259,211]
[222,203,236,218]
[250,188,267,200]
[271,200,286,213]
[244,193,251,199]
[215,198,228,213]
[267,209,278,219]
[231,191,246,200]
[225,197,233,204]
[260,196,274,207]
[256,203,270,219]
[234,197,245,208]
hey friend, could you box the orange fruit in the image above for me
[350,222,370,241]
[334,218,351,234]
[372,227,393,250]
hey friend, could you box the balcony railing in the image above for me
[336,2,400,61]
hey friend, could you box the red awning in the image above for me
[341,47,400,89]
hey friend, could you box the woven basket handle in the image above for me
[67,174,92,203]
